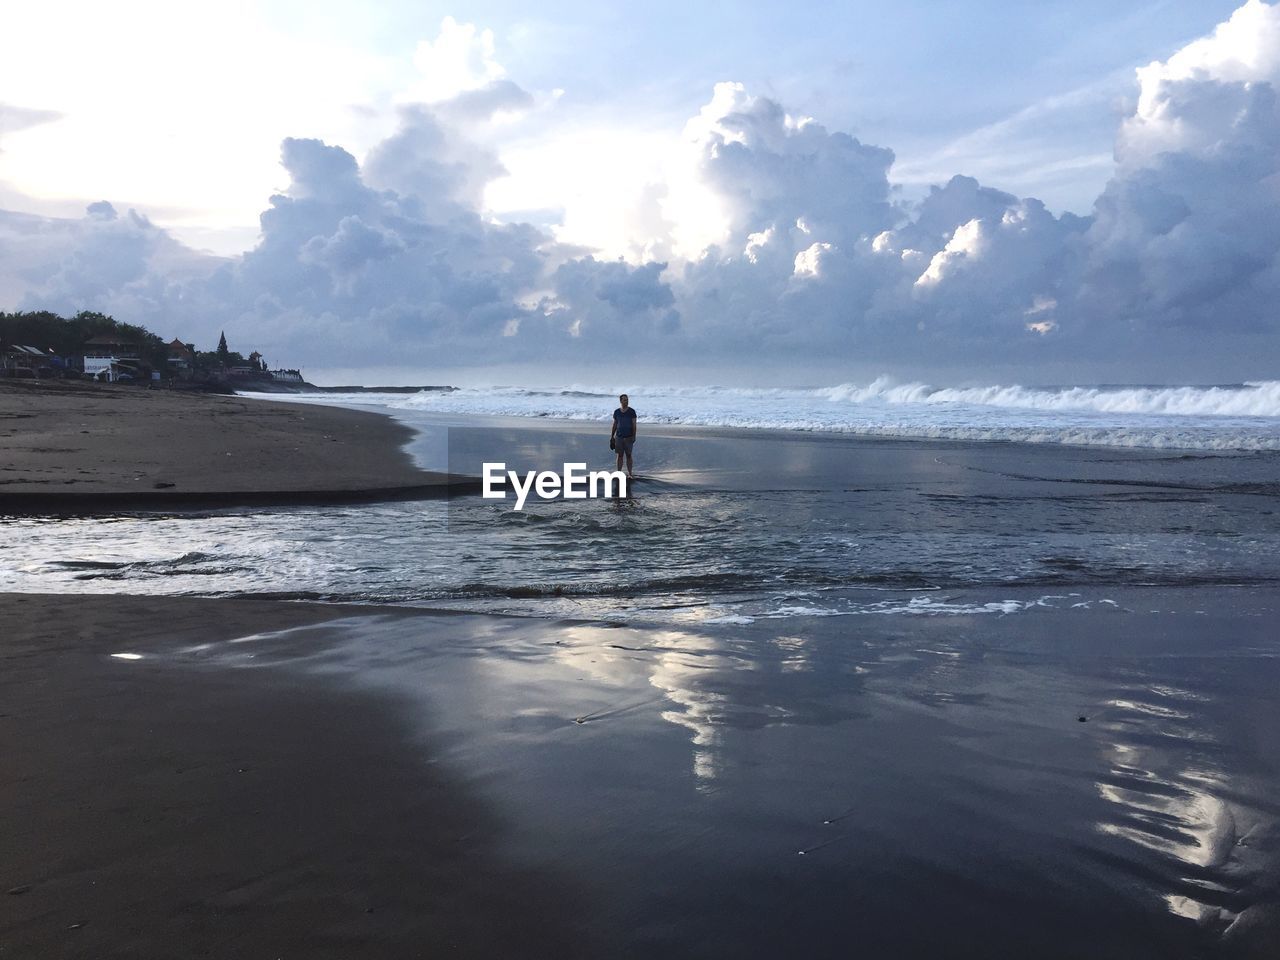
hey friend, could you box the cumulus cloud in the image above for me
[658,3,1280,369]
[0,200,218,323]
[669,91,1087,361]
[1082,0,1280,334]
[170,111,672,365]
[4,5,1280,379]
[363,102,511,216]
[403,16,508,104]
[202,134,545,356]
[548,257,679,339]
[684,81,897,251]
[1118,0,1280,166]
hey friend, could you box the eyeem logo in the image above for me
[483,462,628,510]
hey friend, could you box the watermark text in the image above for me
[482,462,628,510]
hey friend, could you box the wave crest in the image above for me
[818,378,1280,417]
[272,377,1280,450]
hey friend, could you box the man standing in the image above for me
[611,393,638,479]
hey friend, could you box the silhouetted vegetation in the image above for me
[1,310,276,386]
[0,310,169,369]
[196,348,249,368]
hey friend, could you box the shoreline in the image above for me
[0,380,477,515]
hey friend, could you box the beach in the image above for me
[0,380,465,512]
[4,589,1278,958]
[2,385,1279,957]
[0,594,591,959]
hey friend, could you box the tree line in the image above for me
[0,310,259,373]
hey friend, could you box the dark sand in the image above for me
[0,380,473,512]
[4,590,1278,958]
[0,594,591,959]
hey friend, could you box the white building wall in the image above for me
[84,357,115,378]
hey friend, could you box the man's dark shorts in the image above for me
[615,436,635,456]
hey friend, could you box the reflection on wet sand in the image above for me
[533,621,869,787]
[148,592,1279,957]
[1091,683,1274,938]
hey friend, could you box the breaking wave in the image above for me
[815,379,1280,417]
[266,377,1280,450]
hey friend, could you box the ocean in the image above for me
[333,378,1280,448]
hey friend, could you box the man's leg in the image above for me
[617,450,625,472]
[625,450,634,478]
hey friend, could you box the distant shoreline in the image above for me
[239,380,456,395]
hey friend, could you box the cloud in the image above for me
[85,200,117,221]
[0,200,219,323]
[1119,0,1280,166]
[1082,0,1280,333]
[656,4,1280,370]
[0,102,62,143]
[209,133,542,355]
[667,93,1087,362]
[684,82,898,251]
[435,79,536,124]
[404,16,508,104]
[169,114,673,365]
[4,5,1280,380]
[548,256,679,338]
[299,215,406,281]
[363,100,511,216]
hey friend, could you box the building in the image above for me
[167,338,195,371]
[270,368,305,383]
[1,344,53,378]
[83,334,142,382]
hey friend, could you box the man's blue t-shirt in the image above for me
[614,407,637,438]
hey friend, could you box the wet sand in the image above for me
[3,590,1278,958]
[0,593,591,958]
[0,380,473,512]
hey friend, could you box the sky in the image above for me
[1,0,1276,385]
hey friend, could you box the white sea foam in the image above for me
[692,594,1118,620]
[703,613,757,624]
[755,597,1042,618]
[816,379,1280,417]
[263,376,1280,450]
